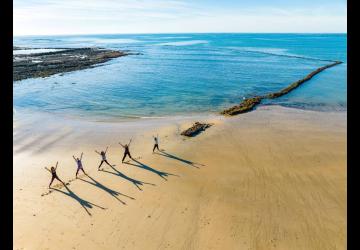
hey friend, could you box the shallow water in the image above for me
[13,33,347,119]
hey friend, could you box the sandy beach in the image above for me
[13,105,346,250]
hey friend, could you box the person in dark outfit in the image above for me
[95,146,112,170]
[45,161,65,188]
[119,139,133,163]
[152,134,160,153]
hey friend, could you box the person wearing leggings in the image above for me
[45,161,65,188]
[95,147,112,170]
[73,152,86,178]
[152,135,160,152]
[119,139,133,163]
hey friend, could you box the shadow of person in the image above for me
[154,150,204,168]
[51,184,106,216]
[100,165,156,191]
[124,159,179,181]
[78,175,135,205]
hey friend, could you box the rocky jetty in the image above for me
[13,47,130,81]
[181,122,213,137]
[221,60,343,116]
[266,61,342,99]
[221,96,262,116]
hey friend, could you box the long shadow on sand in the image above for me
[100,165,155,191]
[78,175,135,205]
[154,150,204,168]
[124,159,179,181]
[51,184,106,216]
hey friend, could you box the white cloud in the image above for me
[13,0,347,35]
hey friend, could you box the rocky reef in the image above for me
[13,47,131,81]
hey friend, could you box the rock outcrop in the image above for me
[181,122,213,137]
[13,47,131,81]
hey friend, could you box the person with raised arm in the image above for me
[119,139,133,163]
[73,152,87,178]
[95,146,112,170]
[152,134,160,153]
[45,161,65,188]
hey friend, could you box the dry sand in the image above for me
[13,106,346,250]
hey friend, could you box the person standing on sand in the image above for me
[73,152,87,178]
[153,134,160,153]
[95,147,112,170]
[45,161,65,188]
[119,139,133,163]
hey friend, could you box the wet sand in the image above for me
[13,106,346,250]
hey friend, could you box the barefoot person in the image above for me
[73,152,86,178]
[45,161,65,188]
[95,147,112,170]
[152,134,160,152]
[119,139,133,163]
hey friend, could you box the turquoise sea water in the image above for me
[13,33,347,119]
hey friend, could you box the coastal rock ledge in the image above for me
[181,122,213,137]
[13,47,132,81]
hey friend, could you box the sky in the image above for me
[13,0,347,35]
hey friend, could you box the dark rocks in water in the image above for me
[181,122,213,137]
[13,47,131,81]
[220,60,343,116]
[266,61,342,99]
[221,96,262,116]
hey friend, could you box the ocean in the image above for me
[13,33,347,120]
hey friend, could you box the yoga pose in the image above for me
[45,161,65,188]
[119,139,133,163]
[95,147,112,170]
[73,152,86,178]
[152,134,160,152]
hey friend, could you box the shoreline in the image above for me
[14,105,346,249]
[13,103,347,124]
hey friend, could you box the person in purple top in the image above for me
[73,152,87,178]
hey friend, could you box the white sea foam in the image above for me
[65,37,141,44]
[157,36,192,39]
[13,48,65,55]
[92,38,141,44]
[228,46,312,59]
[155,40,209,46]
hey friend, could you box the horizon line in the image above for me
[13,31,347,37]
